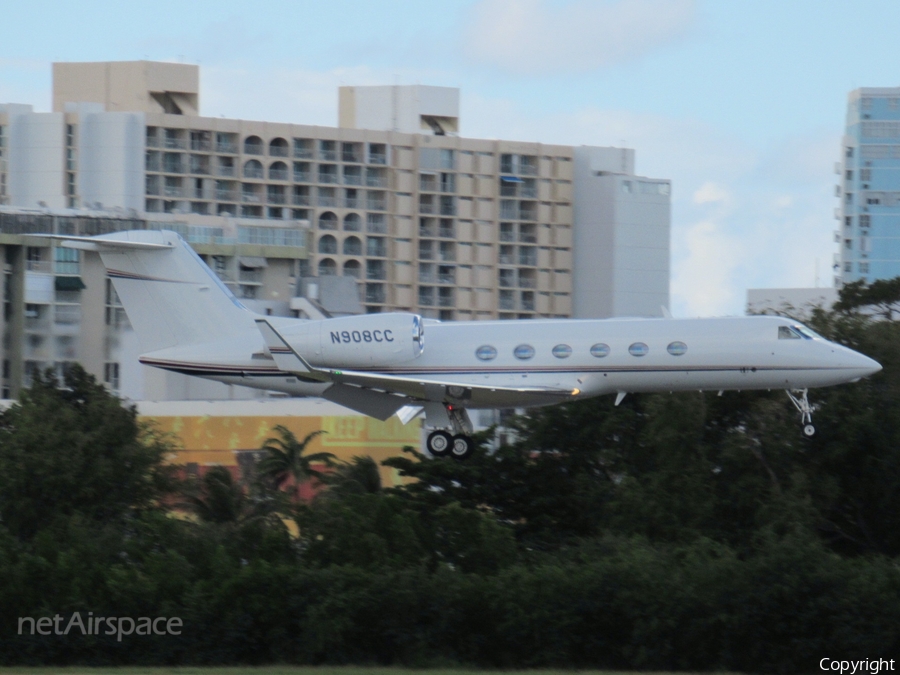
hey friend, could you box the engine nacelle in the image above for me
[280,313,424,368]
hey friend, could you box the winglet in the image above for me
[255,319,330,382]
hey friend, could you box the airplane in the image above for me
[50,230,882,460]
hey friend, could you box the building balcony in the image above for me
[268,193,286,205]
[343,174,363,186]
[269,169,289,181]
[319,150,338,161]
[292,194,311,206]
[294,171,311,183]
[244,143,265,155]
[26,260,52,273]
[241,193,262,203]
[163,138,187,150]
[270,146,289,158]
[294,147,314,159]
[318,195,337,208]
[366,175,388,188]
[368,153,387,165]
[191,139,212,152]
[318,173,340,184]
[163,186,184,198]
[216,189,238,202]
[216,141,238,154]
[239,268,263,283]
[216,165,235,177]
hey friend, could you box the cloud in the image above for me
[463,0,697,75]
[692,181,730,206]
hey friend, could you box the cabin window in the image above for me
[628,342,649,357]
[590,343,610,358]
[778,326,802,340]
[475,345,497,361]
[667,341,687,356]
[552,344,572,359]
[514,344,535,360]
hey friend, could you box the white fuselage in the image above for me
[141,314,881,409]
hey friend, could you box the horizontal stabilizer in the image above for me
[29,234,175,251]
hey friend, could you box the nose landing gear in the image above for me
[786,389,816,437]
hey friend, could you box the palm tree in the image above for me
[182,465,272,524]
[256,426,334,498]
[321,455,383,498]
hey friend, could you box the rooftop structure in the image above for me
[836,87,900,286]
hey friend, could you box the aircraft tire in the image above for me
[450,434,475,460]
[427,430,453,457]
[803,424,816,437]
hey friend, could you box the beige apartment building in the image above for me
[0,61,670,400]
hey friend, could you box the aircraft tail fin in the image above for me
[80,230,258,353]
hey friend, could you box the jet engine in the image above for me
[278,312,424,368]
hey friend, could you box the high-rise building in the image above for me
[836,87,900,286]
[0,60,671,401]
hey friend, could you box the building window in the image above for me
[104,362,120,391]
[859,262,870,274]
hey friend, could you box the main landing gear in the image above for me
[425,405,476,460]
[426,430,476,460]
[786,388,816,437]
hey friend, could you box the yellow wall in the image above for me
[141,412,421,488]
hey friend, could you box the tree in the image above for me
[320,455,382,498]
[0,365,175,540]
[256,426,334,499]
[834,276,900,319]
[182,465,273,525]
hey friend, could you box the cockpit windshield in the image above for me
[778,324,822,340]
[793,324,822,340]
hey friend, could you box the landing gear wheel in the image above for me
[426,430,453,457]
[450,434,475,460]
[786,389,817,439]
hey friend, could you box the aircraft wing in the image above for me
[255,318,576,410]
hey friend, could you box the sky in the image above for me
[2,0,900,316]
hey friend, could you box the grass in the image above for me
[0,669,729,675]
